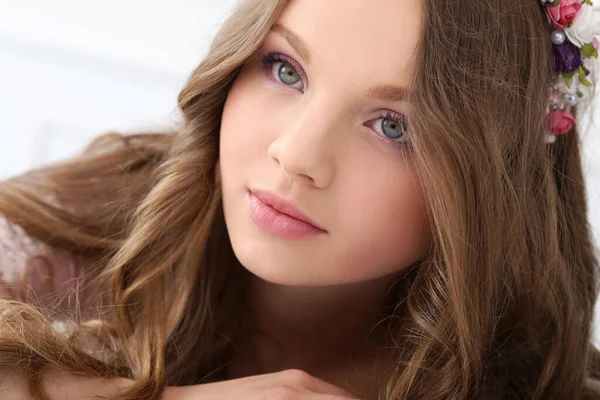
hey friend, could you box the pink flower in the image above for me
[547,0,582,29]
[546,110,576,135]
[593,37,599,50]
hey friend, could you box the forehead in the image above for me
[274,0,423,90]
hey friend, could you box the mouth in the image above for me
[246,188,327,239]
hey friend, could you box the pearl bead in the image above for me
[565,93,578,105]
[545,134,557,144]
[551,30,566,45]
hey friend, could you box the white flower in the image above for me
[565,3,600,47]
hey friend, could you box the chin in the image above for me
[229,235,382,287]
[224,208,330,286]
[230,237,318,286]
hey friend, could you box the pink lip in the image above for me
[247,189,327,239]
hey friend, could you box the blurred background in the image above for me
[1,0,600,342]
[0,0,236,176]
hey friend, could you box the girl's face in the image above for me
[219,0,430,286]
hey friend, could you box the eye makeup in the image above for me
[261,51,307,92]
[259,49,413,153]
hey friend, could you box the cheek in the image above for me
[220,77,266,163]
[220,64,287,167]
[339,159,431,277]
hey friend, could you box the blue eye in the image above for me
[372,112,409,142]
[261,52,306,92]
[260,52,409,150]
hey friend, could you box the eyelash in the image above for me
[261,52,307,89]
[260,51,412,152]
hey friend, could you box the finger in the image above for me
[300,394,361,400]
[275,370,359,398]
[301,379,359,398]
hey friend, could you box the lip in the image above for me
[247,188,327,239]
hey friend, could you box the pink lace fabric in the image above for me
[0,215,100,321]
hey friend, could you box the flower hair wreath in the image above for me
[539,0,600,143]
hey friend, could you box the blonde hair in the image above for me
[0,0,599,398]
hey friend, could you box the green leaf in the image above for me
[564,71,575,87]
[580,77,593,87]
[577,90,584,98]
[585,0,593,6]
[581,43,599,58]
[578,65,587,81]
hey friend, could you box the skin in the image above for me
[219,0,428,396]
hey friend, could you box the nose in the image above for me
[267,104,337,189]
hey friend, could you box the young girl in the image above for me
[1,0,600,398]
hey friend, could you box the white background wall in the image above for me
[0,0,237,176]
[1,0,600,343]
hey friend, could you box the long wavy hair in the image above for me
[0,0,599,398]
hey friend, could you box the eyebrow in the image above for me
[271,23,410,103]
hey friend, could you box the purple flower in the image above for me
[553,41,582,72]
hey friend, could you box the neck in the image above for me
[234,272,403,375]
